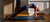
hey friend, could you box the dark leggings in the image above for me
[11,6,28,17]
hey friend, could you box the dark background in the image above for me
[0,0,4,22]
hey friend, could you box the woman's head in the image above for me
[29,4,31,8]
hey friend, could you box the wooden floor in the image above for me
[4,14,50,22]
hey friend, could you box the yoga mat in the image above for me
[4,16,45,20]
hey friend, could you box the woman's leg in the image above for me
[6,6,28,19]
[11,6,27,17]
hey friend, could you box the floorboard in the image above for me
[4,14,50,22]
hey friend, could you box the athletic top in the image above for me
[25,4,36,10]
[26,4,36,8]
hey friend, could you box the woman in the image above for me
[7,4,40,19]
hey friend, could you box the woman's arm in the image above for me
[35,6,40,19]
[34,6,37,18]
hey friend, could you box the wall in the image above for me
[0,0,3,22]
[4,0,14,14]
[4,0,13,6]
[4,0,28,14]
[4,0,50,14]
[49,2,50,15]
[28,0,50,15]
[4,3,12,14]
[28,0,50,1]
[20,0,28,7]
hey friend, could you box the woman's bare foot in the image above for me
[6,15,12,19]
[7,16,11,19]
